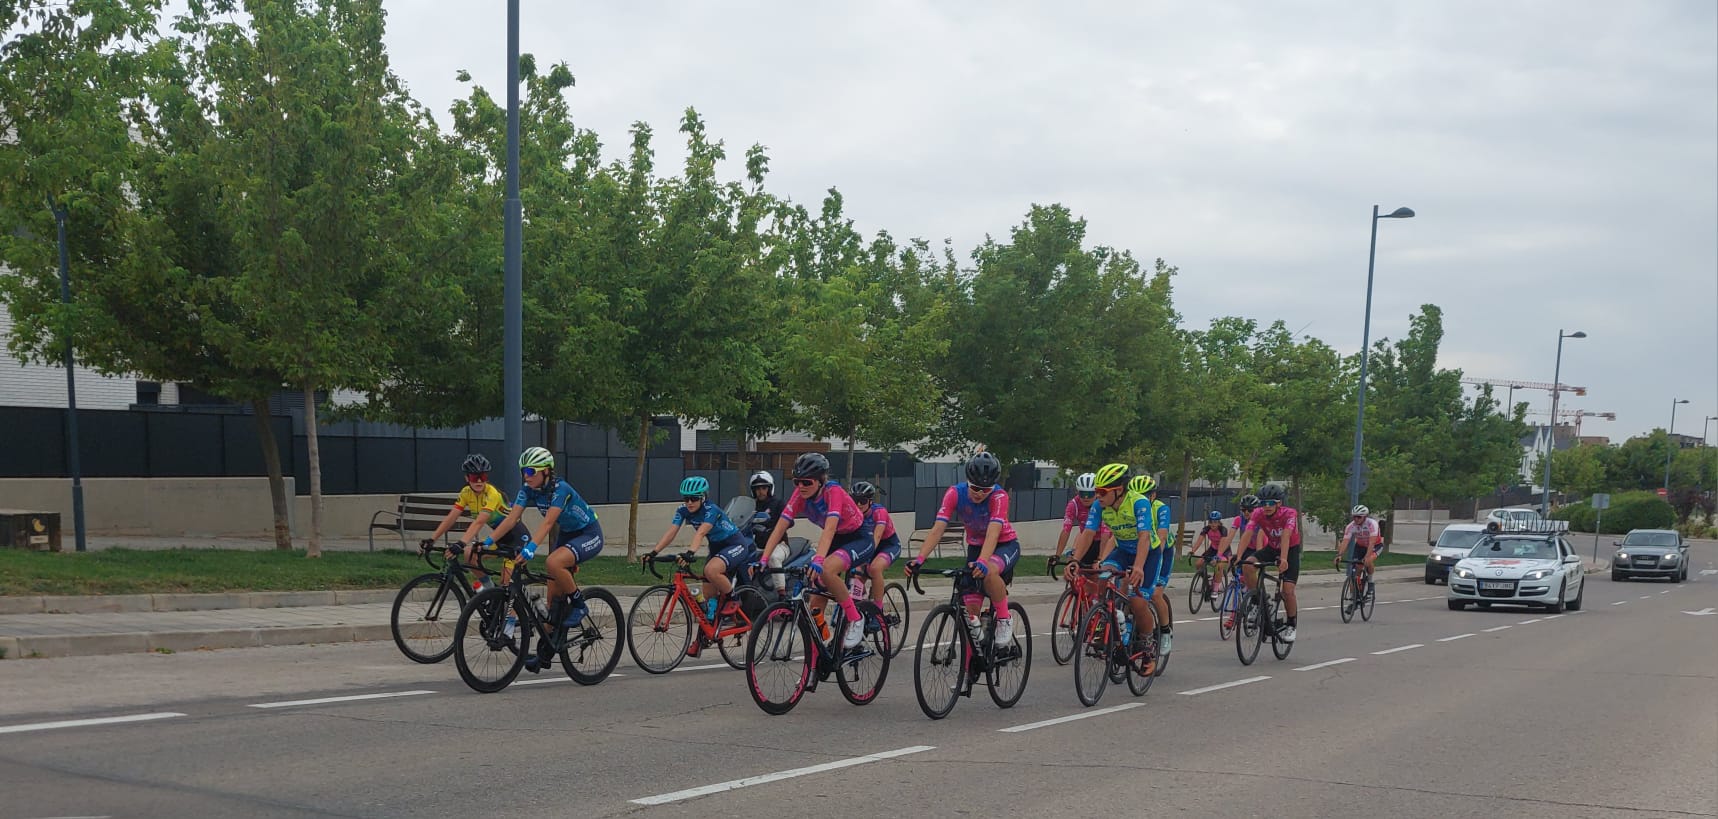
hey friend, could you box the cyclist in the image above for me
[755,453,875,649]
[485,447,604,661]
[1235,483,1301,642]
[647,476,757,623]
[850,481,901,608]
[420,454,515,589]
[1064,463,1162,673]
[1056,473,1111,567]
[1193,510,1230,600]
[1130,474,1176,653]
[904,449,1021,647]
[1335,504,1383,593]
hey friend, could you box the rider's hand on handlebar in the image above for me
[1125,566,1145,590]
[903,558,924,577]
[419,538,436,552]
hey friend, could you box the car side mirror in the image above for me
[1611,541,1620,547]
[1563,554,1581,564]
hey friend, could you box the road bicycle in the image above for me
[627,550,768,673]
[909,567,1031,720]
[1071,566,1160,707]
[847,570,910,660]
[1338,557,1377,624]
[1215,561,1247,641]
[1186,550,1229,615]
[1046,554,1100,666]
[451,546,624,693]
[1235,564,1293,665]
[743,565,891,715]
[390,541,489,664]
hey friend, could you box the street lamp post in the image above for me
[52,204,88,553]
[1663,398,1689,493]
[1540,329,1586,515]
[1348,204,1415,508]
[502,0,523,492]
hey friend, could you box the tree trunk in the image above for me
[628,413,650,562]
[1175,450,1194,557]
[845,426,857,486]
[250,398,293,550]
[303,382,324,558]
[545,420,559,459]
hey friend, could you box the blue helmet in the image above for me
[1208,510,1223,521]
[678,476,709,498]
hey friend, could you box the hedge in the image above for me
[1551,491,1675,534]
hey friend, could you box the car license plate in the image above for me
[1480,581,1512,590]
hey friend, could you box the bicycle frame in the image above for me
[754,566,876,690]
[1048,556,1102,639]
[642,551,755,644]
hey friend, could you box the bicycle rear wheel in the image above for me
[453,588,525,693]
[391,572,467,664]
[1187,570,1208,614]
[987,603,1031,709]
[1126,605,1160,696]
[1235,593,1263,666]
[745,603,814,715]
[716,586,769,671]
[1340,571,1356,624]
[913,604,966,720]
[836,601,891,706]
[1360,579,1376,622]
[560,587,624,684]
[882,582,910,659]
[1270,594,1294,660]
[1218,588,1238,641]
[626,585,692,674]
[1073,604,1114,707]
[1050,586,1079,665]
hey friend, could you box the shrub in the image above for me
[1553,491,1674,534]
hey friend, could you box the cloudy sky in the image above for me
[377,1,1716,442]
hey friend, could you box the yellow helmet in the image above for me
[1129,474,1157,495]
[1094,463,1129,489]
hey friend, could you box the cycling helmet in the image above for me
[1257,483,1286,503]
[851,481,877,505]
[965,451,1002,488]
[519,447,553,470]
[1350,504,1369,517]
[1094,463,1129,489]
[792,452,830,479]
[1208,510,1223,521]
[461,453,491,474]
[1128,474,1157,495]
[1074,472,1097,493]
[749,471,775,490]
[1239,494,1259,510]
[679,476,709,498]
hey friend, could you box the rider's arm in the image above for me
[427,505,464,543]
[650,523,682,555]
[486,503,526,542]
[532,504,564,550]
[913,486,962,564]
[690,522,714,553]
[761,516,791,554]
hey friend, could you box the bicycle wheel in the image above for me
[626,585,692,674]
[913,604,966,720]
[561,587,624,684]
[1218,587,1238,641]
[391,572,467,664]
[836,600,891,706]
[1270,595,1294,660]
[453,588,525,693]
[1360,579,1376,622]
[1073,604,1114,707]
[1235,593,1263,666]
[987,603,1031,709]
[745,603,814,715]
[717,586,769,671]
[882,582,910,659]
[1339,571,1356,624]
[1126,605,1160,696]
[1050,586,1079,666]
[1187,570,1208,614]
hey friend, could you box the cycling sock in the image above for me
[1286,616,1297,627]
[840,597,860,623]
[995,595,1010,618]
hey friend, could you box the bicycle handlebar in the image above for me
[641,551,699,579]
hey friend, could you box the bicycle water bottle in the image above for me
[1114,608,1130,645]
[704,597,718,622]
[966,613,985,644]
[503,612,518,640]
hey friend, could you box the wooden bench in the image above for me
[368,493,462,552]
[908,525,964,560]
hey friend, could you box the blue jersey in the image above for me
[672,502,742,543]
[1085,491,1157,555]
[514,479,597,533]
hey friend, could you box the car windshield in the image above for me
[1622,532,1678,548]
[1437,530,1485,550]
[1469,539,1557,560]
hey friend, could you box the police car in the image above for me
[1446,521,1586,612]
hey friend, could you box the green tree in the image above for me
[1543,443,1607,498]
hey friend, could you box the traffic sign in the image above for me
[1592,493,1611,510]
[1345,474,1368,495]
[1656,488,1668,498]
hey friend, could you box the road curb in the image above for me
[3,623,399,659]
[0,589,399,615]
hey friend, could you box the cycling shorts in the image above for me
[872,534,902,565]
[1155,545,1174,589]
[709,536,759,575]
[830,528,876,568]
[969,539,1021,582]
[1346,541,1383,563]
[1251,544,1302,584]
[1099,547,1162,598]
[553,522,604,562]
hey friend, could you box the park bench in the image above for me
[368,493,462,552]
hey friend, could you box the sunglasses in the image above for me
[968,484,995,495]
[683,495,705,504]
[520,467,543,477]
[1262,500,1280,507]
[792,478,819,487]
[1078,491,1095,500]
[465,472,488,483]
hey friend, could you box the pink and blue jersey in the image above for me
[781,482,867,536]
[1247,506,1302,548]
[936,483,1019,546]
[869,504,897,541]
[1063,498,1111,542]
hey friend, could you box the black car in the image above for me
[1611,529,1689,582]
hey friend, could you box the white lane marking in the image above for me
[1518,618,1543,625]
[249,691,434,709]
[1639,595,1651,599]
[1611,601,1627,606]
[1482,626,1512,633]
[1371,644,1424,655]
[1545,614,1566,620]
[671,664,727,673]
[1196,616,1219,622]
[998,702,1144,732]
[1179,676,1271,695]
[1304,606,1328,611]
[629,745,935,805]
[1294,658,1356,672]
[514,677,572,686]
[1437,633,1476,642]
[1659,590,1672,594]
[0,712,186,735]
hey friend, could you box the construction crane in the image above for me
[1526,409,1617,438]
[1461,377,1588,410]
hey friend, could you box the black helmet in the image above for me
[851,481,877,505]
[792,452,830,479]
[461,453,491,474]
[965,451,1002,488]
[1239,493,1259,510]
[1257,484,1286,502]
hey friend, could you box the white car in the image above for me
[1425,523,1488,584]
[1447,527,1585,612]
[1484,507,1542,527]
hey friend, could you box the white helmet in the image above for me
[1075,473,1097,492]
[1351,505,1369,517]
[749,471,775,489]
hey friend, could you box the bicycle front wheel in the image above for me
[913,604,966,720]
[987,603,1031,709]
[561,587,624,684]
[1218,588,1238,641]
[1187,570,1208,614]
[453,588,525,693]
[1050,586,1079,665]
[745,603,814,715]
[1073,604,1114,707]
[1340,572,1356,624]
[1126,605,1160,697]
[882,582,910,659]
[391,572,467,664]
[1270,595,1294,660]
[1235,594,1263,666]
[627,585,692,674]
[716,586,769,671]
[1360,579,1376,622]
[836,600,891,706]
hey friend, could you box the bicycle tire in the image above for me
[882,582,910,659]
[1270,594,1294,660]
[1360,579,1376,622]
[391,572,467,664]
[1050,586,1079,665]
[1153,599,1172,678]
[987,603,1031,709]
[453,588,526,693]
[1073,604,1114,707]
[1235,593,1263,666]
[1340,571,1356,624]
[560,587,624,684]
[1218,586,1238,641]
[745,602,814,715]
[913,604,966,720]
[836,600,891,706]
[626,585,693,674]
[1126,604,1160,696]
[717,586,769,671]
[1187,570,1208,614]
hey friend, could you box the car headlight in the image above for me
[1523,569,1555,581]
[1661,553,1679,563]
[1616,552,1629,560]
[1455,567,1475,579]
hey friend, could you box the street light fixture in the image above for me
[1540,329,1586,515]
[1663,398,1690,493]
[1348,204,1416,507]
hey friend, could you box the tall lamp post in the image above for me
[52,203,88,552]
[1539,329,1586,515]
[501,0,523,491]
[1348,205,1416,508]
[1663,398,1689,494]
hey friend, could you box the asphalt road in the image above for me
[3,543,1715,819]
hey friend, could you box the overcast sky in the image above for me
[375,1,1717,442]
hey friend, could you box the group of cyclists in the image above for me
[415,443,1386,694]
